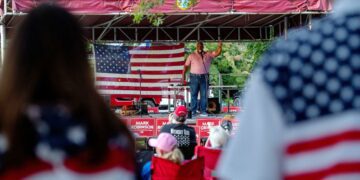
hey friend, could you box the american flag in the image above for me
[94,44,184,99]
[283,113,360,180]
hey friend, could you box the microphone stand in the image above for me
[138,69,143,117]
[200,51,209,115]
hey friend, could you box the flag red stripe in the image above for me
[97,86,171,91]
[65,148,135,173]
[131,70,183,75]
[128,44,184,50]
[130,61,184,66]
[0,158,53,179]
[109,94,184,99]
[284,162,360,180]
[286,130,360,155]
[96,77,181,83]
[130,52,184,58]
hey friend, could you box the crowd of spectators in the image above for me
[0,0,358,179]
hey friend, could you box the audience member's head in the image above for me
[168,112,176,124]
[149,133,184,164]
[207,126,230,149]
[0,4,134,168]
[221,120,233,135]
[173,105,187,123]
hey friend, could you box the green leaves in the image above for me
[132,0,165,26]
[132,0,197,26]
[147,14,165,26]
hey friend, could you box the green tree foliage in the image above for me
[132,0,165,26]
[239,42,270,74]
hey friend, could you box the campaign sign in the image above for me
[189,125,200,144]
[196,118,221,137]
[222,106,241,113]
[129,118,155,137]
[155,118,169,135]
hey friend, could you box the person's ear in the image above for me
[159,149,166,155]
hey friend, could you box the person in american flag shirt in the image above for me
[217,0,360,179]
[0,4,136,179]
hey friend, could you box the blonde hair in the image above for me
[168,113,176,123]
[208,126,230,148]
[159,148,184,164]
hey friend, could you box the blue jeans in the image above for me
[190,73,208,114]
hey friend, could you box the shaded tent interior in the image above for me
[1,0,332,42]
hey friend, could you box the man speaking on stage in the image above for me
[183,41,222,117]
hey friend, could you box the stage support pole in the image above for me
[218,73,222,107]
[0,24,5,66]
[1,0,7,66]
[284,16,288,40]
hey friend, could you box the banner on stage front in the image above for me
[128,118,156,137]
[196,118,221,137]
[155,118,169,135]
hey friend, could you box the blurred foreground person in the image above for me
[0,4,135,179]
[217,0,360,179]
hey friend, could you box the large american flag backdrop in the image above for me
[94,44,184,99]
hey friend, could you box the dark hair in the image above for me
[0,4,134,168]
[221,120,233,132]
[175,115,186,123]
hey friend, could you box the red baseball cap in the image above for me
[174,105,187,117]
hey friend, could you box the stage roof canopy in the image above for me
[1,0,332,42]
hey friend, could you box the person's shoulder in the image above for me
[161,124,168,129]
[160,124,173,132]
[184,124,195,131]
[186,53,195,61]
[188,52,196,57]
[162,123,175,128]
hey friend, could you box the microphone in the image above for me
[199,50,204,60]
[137,69,142,78]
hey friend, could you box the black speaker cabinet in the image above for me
[140,105,148,115]
[207,98,220,114]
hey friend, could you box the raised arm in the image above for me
[213,41,223,57]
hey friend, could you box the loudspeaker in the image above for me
[207,98,220,114]
[140,105,148,115]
